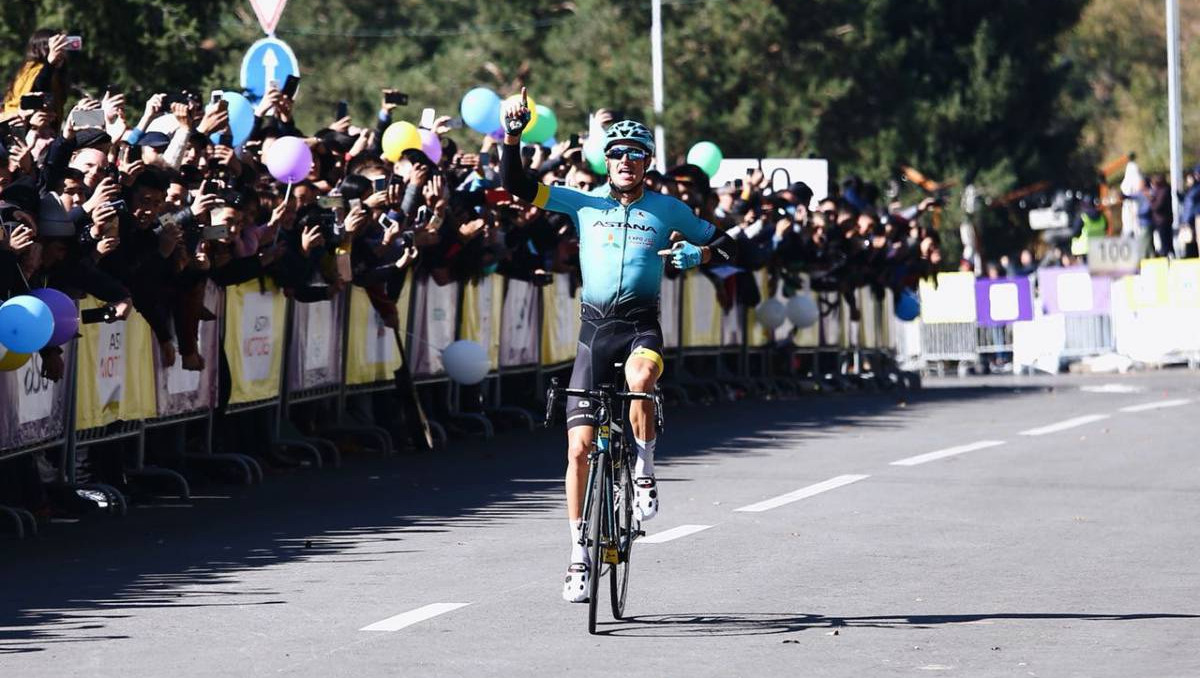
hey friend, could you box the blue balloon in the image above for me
[0,295,55,353]
[460,87,501,135]
[895,288,921,321]
[209,91,255,147]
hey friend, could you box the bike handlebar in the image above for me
[543,378,656,428]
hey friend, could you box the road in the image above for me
[2,370,1199,677]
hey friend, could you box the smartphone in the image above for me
[478,151,490,168]
[568,133,581,148]
[19,93,46,111]
[69,108,106,130]
[209,90,224,106]
[198,179,219,195]
[389,173,404,186]
[201,224,229,240]
[216,99,229,114]
[384,90,408,106]
[418,107,435,130]
[103,199,127,211]
[372,176,388,193]
[484,188,512,205]
[348,198,362,212]
[64,35,83,51]
[80,306,119,324]
[105,84,121,97]
[282,75,300,98]
[317,195,343,211]
[335,100,349,120]
[378,213,400,230]
[446,117,463,130]
[218,131,233,147]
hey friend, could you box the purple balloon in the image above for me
[30,288,78,346]
[488,128,506,141]
[420,129,443,165]
[265,136,314,184]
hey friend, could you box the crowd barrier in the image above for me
[906,257,1200,374]
[1,267,901,535]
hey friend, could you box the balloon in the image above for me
[895,288,921,321]
[30,288,78,346]
[382,121,423,162]
[460,87,502,135]
[687,141,723,178]
[441,340,490,385]
[419,129,443,164]
[755,298,786,331]
[500,93,538,135]
[584,136,608,176]
[264,136,313,183]
[0,295,55,353]
[0,344,31,372]
[786,294,819,329]
[208,91,254,147]
[522,104,558,145]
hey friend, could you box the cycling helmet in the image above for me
[603,120,655,156]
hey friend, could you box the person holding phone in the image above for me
[500,88,737,603]
[3,29,72,119]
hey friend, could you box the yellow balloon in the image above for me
[381,121,423,162]
[0,344,31,371]
[501,93,537,132]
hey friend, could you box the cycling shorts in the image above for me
[565,316,663,429]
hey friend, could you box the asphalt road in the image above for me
[2,370,1199,677]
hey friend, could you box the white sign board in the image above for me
[710,158,829,208]
[1087,236,1141,277]
[1029,208,1070,231]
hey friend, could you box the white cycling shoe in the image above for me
[562,561,591,603]
[634,477,658,521]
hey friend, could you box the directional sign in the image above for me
[240,37,298,104]
[249,0,288,35]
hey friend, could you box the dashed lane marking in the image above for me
[734,475,870,513]
[890,440,1007,467]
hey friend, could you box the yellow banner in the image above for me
[460,275,503,370]
[1123,257,1170,310]
[345,282,403,386]
[1168,258,1200,309]
[540,273,581,366]
[747,269,771,347]
[75,296,155,430]
[682,271,721,348]
[224,280,286,404]
[919,272,977,324]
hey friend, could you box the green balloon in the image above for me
[687,141,723,177]
[522,104,558,144]
[584,137,607,175]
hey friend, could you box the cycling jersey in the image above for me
[530,183,717,319]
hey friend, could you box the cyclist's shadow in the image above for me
[593,611,1199,638]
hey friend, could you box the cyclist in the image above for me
[500,90,736,602]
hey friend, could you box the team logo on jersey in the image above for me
[596,221,654,232]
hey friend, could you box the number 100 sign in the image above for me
[1087,237,1141,277]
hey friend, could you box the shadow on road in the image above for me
[595,611,1200,638]
[0,384,1048,654]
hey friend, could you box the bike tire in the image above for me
[610,457,634,619]
[586,451,607,635]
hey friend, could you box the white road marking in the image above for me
[1081,384,1145,394]
[734,475,870,513]
[1019,414,1109,436]
[360,603,471,632]
[1119,399,1191,413]
[890,440,1006,467]
[640,524,713,544]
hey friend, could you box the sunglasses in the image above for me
[605,146,648,161]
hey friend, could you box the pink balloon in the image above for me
[420,129,443,164]
[265,136,313,184]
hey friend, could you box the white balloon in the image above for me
[786,294,819,329]
[755,298,786,331]
[441,340,490,385]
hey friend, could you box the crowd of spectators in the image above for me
[0,28,948,514]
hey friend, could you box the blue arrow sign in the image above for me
[240,37,299,104]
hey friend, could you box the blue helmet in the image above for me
[603,120,655,156]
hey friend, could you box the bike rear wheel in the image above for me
[610,457,634,619]
[586,452,607,635]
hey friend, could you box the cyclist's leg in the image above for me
[625,325,664,521]
[563,322,603,601]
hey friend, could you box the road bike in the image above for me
[545,374,663,634]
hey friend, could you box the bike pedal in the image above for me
[603,547,620,564]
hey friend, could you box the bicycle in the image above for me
[544,372,664,634]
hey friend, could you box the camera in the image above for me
[64,35,83,51]
[384,90,408,106]
[19,93,46,111]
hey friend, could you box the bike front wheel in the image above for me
[610,459,634,619]
[586,451,607,635]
